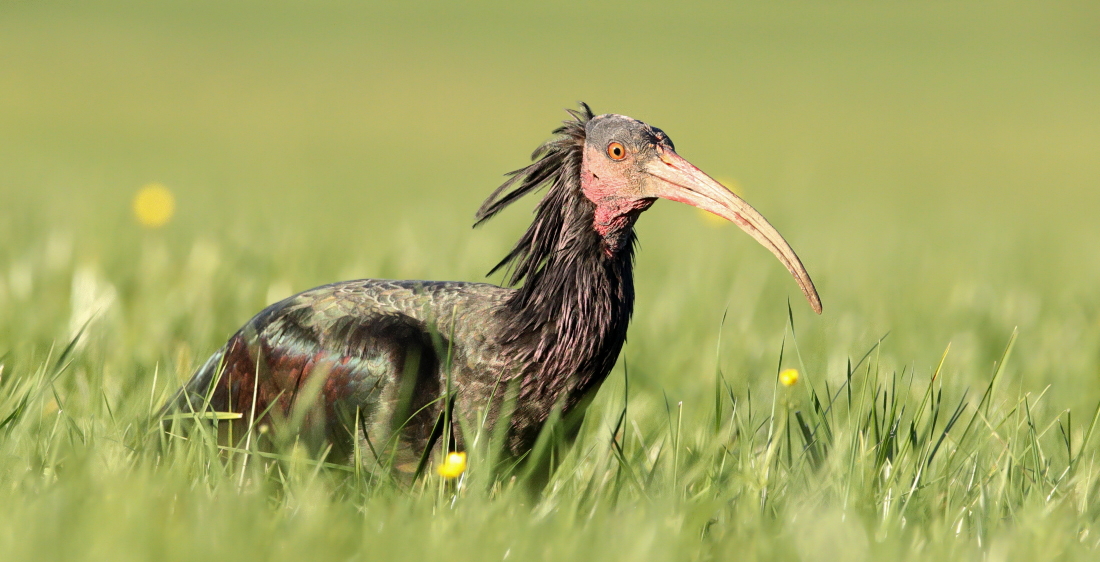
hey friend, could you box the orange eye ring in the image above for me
[607,142,627,160]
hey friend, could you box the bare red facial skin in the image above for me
[580,144,655,254]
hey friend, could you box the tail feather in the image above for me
[159,346,228,417]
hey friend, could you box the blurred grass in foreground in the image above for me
[3,318,1100,562]
[2,1,1100,560]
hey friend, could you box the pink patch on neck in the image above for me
[592,199,649,237]
[592,198,654,255]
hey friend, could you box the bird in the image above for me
[163,103,821,476]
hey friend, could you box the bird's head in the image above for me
[477,104,821,314]
[581,113,822,314]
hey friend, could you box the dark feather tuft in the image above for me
[474,103,594,285]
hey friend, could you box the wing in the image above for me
[167,279,509,468]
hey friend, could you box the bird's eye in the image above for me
[607,142,627,160]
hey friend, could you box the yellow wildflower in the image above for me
[697,208,729,227]
[779,368,799,387]
[132,183,175,228]
[437,451,467,479]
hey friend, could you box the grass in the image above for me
[5,307,1100,561]
[3,1,1100,560]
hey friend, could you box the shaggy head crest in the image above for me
[474,103,595,287]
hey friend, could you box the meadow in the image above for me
[2,1,1100,560]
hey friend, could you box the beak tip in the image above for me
[808,289,823,315]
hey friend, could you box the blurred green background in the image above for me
[4,3,1100,561]
[2,0,1099,410]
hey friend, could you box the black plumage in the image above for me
[164,104,821,474]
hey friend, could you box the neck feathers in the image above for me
[474,103,636,395]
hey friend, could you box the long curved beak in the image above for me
[644,146,822,314]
